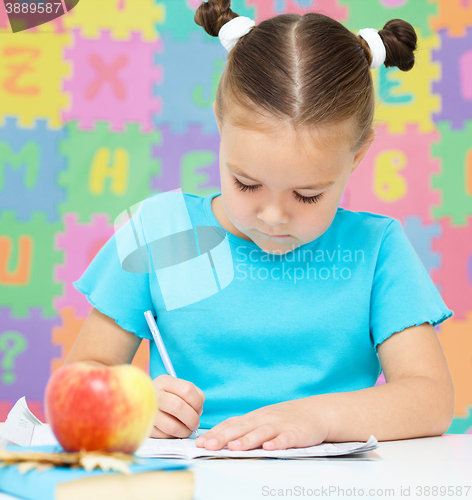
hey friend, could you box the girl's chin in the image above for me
[257,240,300,255]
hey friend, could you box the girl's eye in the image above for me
[293,191,324,204]
[233,177,260,193]
[233,178,325,205]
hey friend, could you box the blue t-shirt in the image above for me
[74,191,453,428]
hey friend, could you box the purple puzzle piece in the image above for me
[433,28,472,129]
[152,124,221,193]
[0,308,61,402]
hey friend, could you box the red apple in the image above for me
[44,362,158,454]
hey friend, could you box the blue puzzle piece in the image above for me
[153,31,227,134]
[0,118,66,223]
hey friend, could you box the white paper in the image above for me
[1,397,378,459]
[0,397,58,448]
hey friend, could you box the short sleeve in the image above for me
[370,219,453,353]
[73,233,154,341]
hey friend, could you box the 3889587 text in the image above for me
[5,2,62,14]
[413,485,471,496]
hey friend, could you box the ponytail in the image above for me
[194,0,239,37]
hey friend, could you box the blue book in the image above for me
[0,444,193,500]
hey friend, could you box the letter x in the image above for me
[86,53,128,100]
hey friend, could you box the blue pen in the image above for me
[144,310,200,438]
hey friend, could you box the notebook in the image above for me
[0,444,193,500]
[2,396,379,459]
[135,434,379,459]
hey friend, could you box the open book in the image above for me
[1,397,378,459]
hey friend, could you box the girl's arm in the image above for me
[196,322,455,451]
[314,321,454,442]
[64,308,142,367]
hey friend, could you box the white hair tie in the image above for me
[219,16,256,52]
[357,28,386,69]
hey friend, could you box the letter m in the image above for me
[0,142,39,191]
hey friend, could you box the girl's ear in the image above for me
[351,129,375,174]
[213,102,222,135]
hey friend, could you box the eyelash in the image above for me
[233,178,325,204]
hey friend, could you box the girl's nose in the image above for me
[257,203,288,226]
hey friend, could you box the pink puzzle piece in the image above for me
[379,0,408,6]
[63,29,163,131]
[432,217,472,321]
[54,213,115,318]
[345,125,441,224]
[460,49,472,101]
[0,0,8,28]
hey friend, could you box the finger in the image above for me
[157,391,200,432]
[226,426,278,451]
[154,376,204,414]
[262,430,300,451]
[153,409,194,438]
[195,417,241,448]
[198,419,259,450]
[149,425,175,439]
[157,375,205,413]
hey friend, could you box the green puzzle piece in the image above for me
[0,212,63,318]
[432,121,472,226]
[340,0,437,36]
[59,122,161,223]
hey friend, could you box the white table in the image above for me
[1,423,471,500]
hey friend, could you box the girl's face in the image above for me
[213,105,373,255]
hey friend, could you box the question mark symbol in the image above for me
[0,331,28,385]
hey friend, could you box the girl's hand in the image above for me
[149,374,205,438]
[195,398,329,451]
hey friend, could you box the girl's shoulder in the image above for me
[331,207,402,247]
[142,191,209,216]
[335,206,398,229]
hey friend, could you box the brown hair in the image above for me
[195,1,417,150]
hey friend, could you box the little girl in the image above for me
[66,0,454,452]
